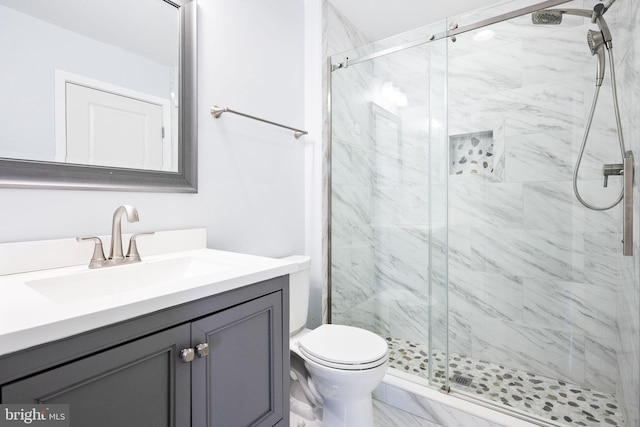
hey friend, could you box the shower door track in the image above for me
[442,386,565,427]
[331,0,572,71]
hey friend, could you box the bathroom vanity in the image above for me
[0,230,294,427]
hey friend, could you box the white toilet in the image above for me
[284,256,388,427]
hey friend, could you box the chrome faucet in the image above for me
[109,205,139,261]
[77,205,154,269]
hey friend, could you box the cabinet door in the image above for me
[191,292,284,427]
[2,325,191,427]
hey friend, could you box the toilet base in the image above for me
[322,396,374,427]
[290,396,374,427]
[290,411,323,427]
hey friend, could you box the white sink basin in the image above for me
[25,256,231,304]
[0,233,300,357]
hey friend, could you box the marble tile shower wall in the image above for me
[329,4,377,332]
[330,4,436,345]
[447,13,624,395]
[369,44,435,346]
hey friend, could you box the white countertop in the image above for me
[0,232,298,356]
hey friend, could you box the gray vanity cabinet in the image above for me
[2,325,192,426]
[191,291,284,427]
[0,276,289,427]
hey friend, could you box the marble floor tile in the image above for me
[290,398,442,427]
[373,399,443,427]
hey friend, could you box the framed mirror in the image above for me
[0,0,197,192]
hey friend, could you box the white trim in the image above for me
[53,69,173,170]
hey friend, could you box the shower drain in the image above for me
[451,374,473,387]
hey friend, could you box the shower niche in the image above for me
[449,130,494,175]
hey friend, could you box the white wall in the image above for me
[0,1,306,263]
[197,0,306,257]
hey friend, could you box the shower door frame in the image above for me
[329,0,573,71]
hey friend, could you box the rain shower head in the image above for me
[531,10,563,25]
[531,7,595,25]
[531,4,613,47]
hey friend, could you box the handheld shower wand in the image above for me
[587,29,606,86]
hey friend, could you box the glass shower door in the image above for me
[329,20,449,389]
[329,0,636,424]
[445,3,627,425]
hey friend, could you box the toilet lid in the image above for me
[297,324,388,368]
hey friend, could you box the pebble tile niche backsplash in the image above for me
[449,131,494,175]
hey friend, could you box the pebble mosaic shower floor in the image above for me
[386,337,625,427]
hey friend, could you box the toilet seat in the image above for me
[297,324,388,370]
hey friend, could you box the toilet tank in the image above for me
[281,255,311,335]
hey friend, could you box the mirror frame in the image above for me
[0,0,197,193]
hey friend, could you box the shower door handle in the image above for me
[623,151,634,256]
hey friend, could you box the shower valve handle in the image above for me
[602,163,623,187]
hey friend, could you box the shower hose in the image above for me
[573,48,627,211]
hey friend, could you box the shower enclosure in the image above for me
[328,1,639,426]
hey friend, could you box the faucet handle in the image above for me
[603,163,624,188]
[126,232,155,262]
[77,237,107,269]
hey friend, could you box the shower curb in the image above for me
[374,374,548,427]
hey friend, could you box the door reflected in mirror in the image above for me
[0,0,196,192]
[0,0,179,172]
